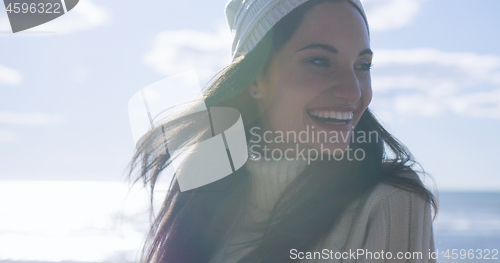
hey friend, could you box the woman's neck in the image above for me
[245,156,308,217]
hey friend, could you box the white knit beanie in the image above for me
[225,0,368,59]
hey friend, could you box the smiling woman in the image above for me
[129,0,438,262]
[248,0,372,157]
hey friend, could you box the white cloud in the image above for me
[374,48,500,75]
[144,25,233,82]
[371,48,500,119]
[446,89,500,119]
[390,90,500,120]
[71,66,90,82]
[0,111,62,125]
[392,94,445,117]
[0,131,17,142]
[373,49,500,94]
[362,0,427,31]
[0,64,22,85]
[0,0,109,34]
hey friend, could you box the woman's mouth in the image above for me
[307,110,354,125]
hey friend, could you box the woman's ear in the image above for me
[248,79,264,99]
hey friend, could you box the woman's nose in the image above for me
[327,68,361,104]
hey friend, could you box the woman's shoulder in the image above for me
[359,171,433,223]
[315,173,435,256]
[330,171,430,230]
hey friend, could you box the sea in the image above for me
[0,181,498,263]
[433,192,500,262]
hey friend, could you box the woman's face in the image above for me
[251,0,372,157]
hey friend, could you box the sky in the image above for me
[0,0,499,191]
[1,0,500,261]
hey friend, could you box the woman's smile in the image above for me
[305,107,355,139]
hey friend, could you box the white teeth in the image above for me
[308,110,354,120]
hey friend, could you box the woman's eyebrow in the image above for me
[297,44,373,57]
[358,48,373,57]
[297,44,338,53]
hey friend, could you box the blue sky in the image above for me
[0,0,499,191]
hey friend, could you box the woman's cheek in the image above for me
[361,82,373,108]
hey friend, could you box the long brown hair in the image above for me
[129,1,438,262]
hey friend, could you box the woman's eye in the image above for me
[355,62,373,71]
[308,57,330,68]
